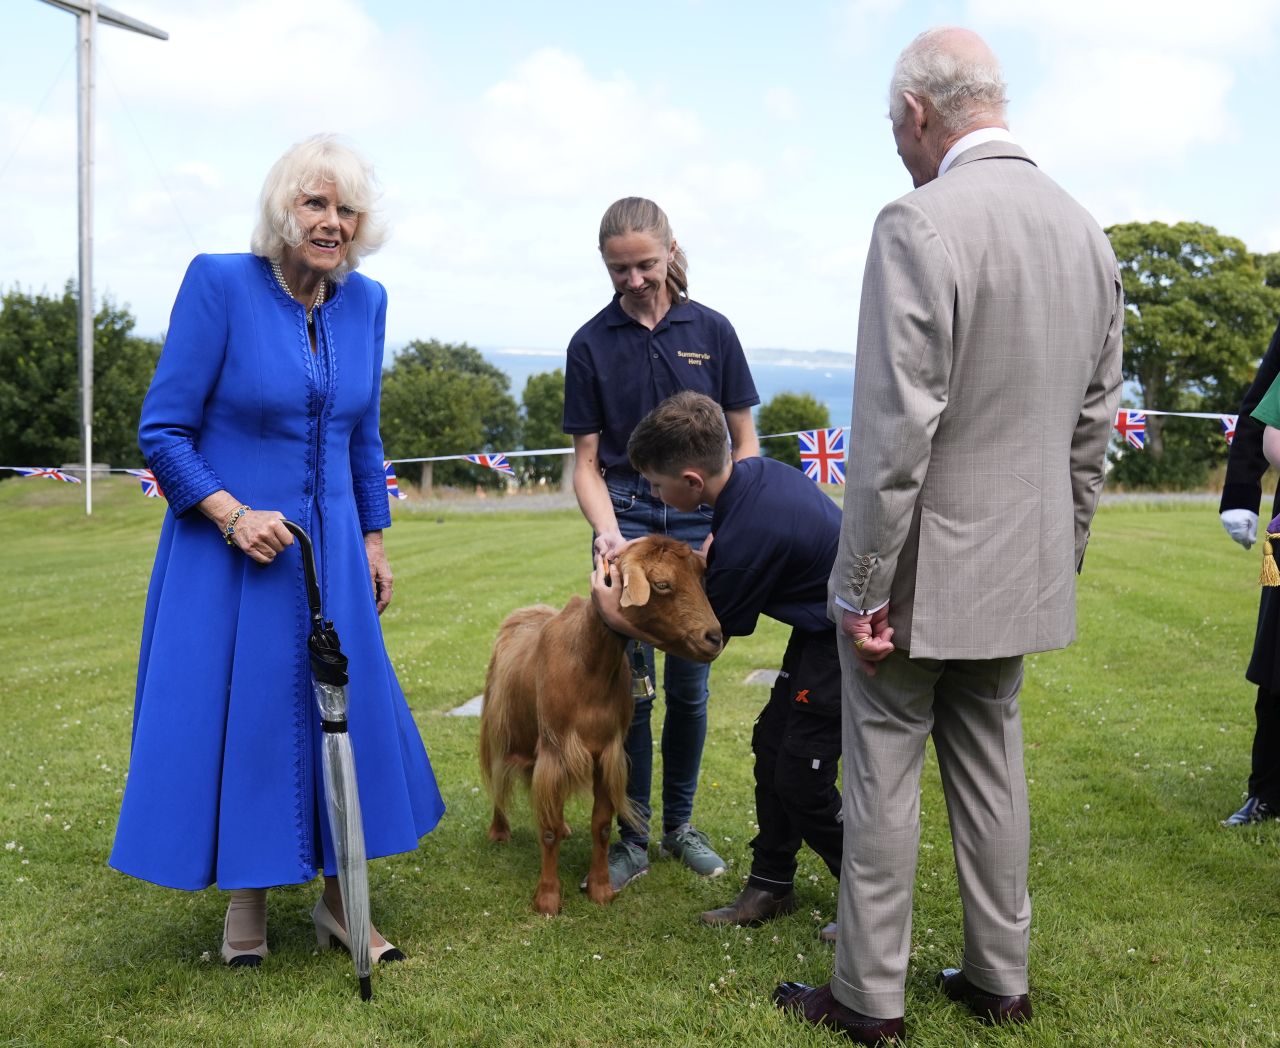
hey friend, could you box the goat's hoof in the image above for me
[533,892,562,916]
[560,822,572,838]
[585,880,616,907]
[487,825,511,843]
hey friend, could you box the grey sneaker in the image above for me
[659,823,726,878]
[581,841,650,893]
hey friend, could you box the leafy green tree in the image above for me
[1257,250,1280,289]
[0,283,160,471]
[1106,221,1280,489]
[757,391,830,470]
[519,368,570,485]
[379,339,518,489]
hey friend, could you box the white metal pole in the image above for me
[76,2,96,515]
[38,0,167,514]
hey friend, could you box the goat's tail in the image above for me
[598,737,643,834]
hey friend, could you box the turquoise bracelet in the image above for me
[223,505,250,546]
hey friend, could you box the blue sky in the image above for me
[4,0,1278,360]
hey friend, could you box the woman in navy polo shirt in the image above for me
[562,196,761,892]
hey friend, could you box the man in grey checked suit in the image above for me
[774,27,1124,1044]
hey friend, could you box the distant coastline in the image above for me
[479,346,857,429]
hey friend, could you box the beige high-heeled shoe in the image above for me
[311,898,405,963]
[221,889,269,968]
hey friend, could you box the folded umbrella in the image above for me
[282,520,373,1001]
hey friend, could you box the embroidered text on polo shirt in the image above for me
[678,351,711,366]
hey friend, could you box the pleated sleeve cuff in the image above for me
[149,441,224,517]
[354,468,392,532]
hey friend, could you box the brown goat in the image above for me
[479,534,724,915]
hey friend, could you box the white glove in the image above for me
[1221,508,1258,550]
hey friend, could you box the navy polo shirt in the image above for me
[706,456,843,638]
[562,295,760,475]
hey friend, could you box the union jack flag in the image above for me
[124,468,164,498]
[1220,414,1237,445]
[384,461,408,500]
[1114,410,1146,451]
[466,453,516,477]
[14,466,81,483]
[797,428,846,485]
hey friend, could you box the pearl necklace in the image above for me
[271,259,327,325]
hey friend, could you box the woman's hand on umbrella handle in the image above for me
[233,510,293,565]
[365,531,393,615]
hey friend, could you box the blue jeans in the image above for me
[605,472,714,847]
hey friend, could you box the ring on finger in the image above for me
[854,636,867,650]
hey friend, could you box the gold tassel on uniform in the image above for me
[1261,531,1280,587]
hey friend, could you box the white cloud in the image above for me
[468,48,702,201]
[100,0,432,127]
[834,0,909,54]
[1016,49,1234,171]
[970,0,1279,53]
[969,0,1280,172]
[763,86,799,120]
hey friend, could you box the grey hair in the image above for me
[598,197,689,305]
[888,27,1008,134]
[250,133,389,281]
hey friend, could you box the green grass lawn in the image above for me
[1,478,1277,1047]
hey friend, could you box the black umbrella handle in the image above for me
[281,518,350,689]
[281,519,323,628]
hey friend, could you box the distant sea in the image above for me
[481,347,856,431]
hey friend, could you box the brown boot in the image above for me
[700,885,796,927]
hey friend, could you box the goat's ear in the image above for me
[619,560,651,608]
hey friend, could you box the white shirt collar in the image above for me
[937,127,1017,178]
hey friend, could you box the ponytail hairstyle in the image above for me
[598,197,689,304]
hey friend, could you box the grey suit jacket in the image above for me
[830,142,1123,660]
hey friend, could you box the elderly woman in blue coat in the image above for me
[110,134,445,967]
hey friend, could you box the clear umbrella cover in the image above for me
[282,519,375,1002]
[314,677,372,1001]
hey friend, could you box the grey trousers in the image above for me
[832,636,1031,1019]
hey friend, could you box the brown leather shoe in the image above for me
[700,885,796,927]
[773,981,905,1044]
[937,968,1031,1024]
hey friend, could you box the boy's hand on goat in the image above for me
[591,557,633,636]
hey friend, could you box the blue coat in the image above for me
[109,253,445,891]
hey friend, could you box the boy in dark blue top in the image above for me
[592,391,846,934]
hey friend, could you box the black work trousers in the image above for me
[747,628,845,891]
[1248,686,1280,805]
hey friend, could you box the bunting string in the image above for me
[0,409,1244,498]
